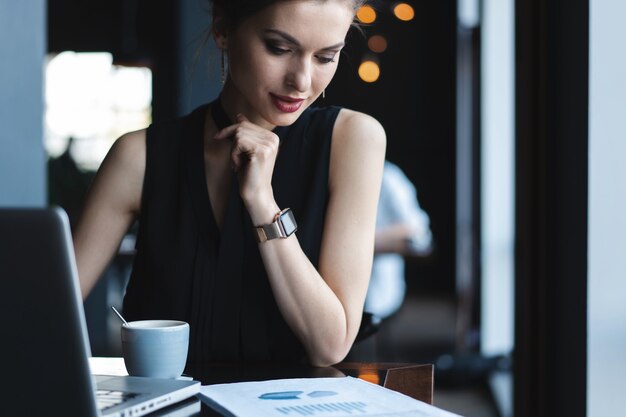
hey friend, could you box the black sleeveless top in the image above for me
[122,101,341,364]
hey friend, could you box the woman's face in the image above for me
[220,0,355,128]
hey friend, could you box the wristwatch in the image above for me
[254,208,298,243]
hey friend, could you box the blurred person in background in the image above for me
[365,160,433,321]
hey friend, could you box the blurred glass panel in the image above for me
[45,51,152,171]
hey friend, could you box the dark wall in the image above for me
[326,1,458,294]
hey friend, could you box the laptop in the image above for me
[0,207,200,416]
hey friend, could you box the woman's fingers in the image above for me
[214,118,277,168]
[214,115,274,145]
[212,114,254,140]
[231,129,279,174]
[213,123,238,141]
[212,115,279,205]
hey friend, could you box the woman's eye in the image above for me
[265,42,290,55]
[316,55,337,64]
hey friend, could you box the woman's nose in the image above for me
[286,58,312,93]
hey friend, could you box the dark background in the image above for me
[328,1,457,297]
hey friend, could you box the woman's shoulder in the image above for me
[110,128,146,161]
[333,107,386,148]
[335,107,383,127]
[327,107,386,185]
[103,128,147,182]
[325,106,386,205]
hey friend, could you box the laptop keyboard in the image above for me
[96,389,140,411]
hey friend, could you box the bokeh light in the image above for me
[393,3,415,21]
[358,60,380,83]
[356,5,377,24]
[367,35,388,53]
[357,370,380,385]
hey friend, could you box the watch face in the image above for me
[280,210,298,235]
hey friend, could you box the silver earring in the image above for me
[322,89,326,99]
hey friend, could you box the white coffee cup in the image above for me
[121,320,189,379]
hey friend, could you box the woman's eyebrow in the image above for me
[263,28,345,51]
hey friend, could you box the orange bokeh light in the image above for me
[357,370,381,385]
[393,3,415,21]
[358,60,380,83]
[357,5,377,24]
[367,35,388,53]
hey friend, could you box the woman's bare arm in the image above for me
[250,110,386,366]
[72,130,146,299]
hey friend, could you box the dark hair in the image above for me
[211,0,368,30]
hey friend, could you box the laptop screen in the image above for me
[0,208,99,416]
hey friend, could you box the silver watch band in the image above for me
[255,220,282,242]
[254,208,297,243]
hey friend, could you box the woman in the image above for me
[73,0,385,367]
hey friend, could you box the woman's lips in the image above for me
[270,94,305,113]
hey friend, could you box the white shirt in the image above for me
[364,161,432,319]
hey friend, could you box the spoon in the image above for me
[110,306,130,326]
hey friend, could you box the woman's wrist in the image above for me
[244,195,280,226]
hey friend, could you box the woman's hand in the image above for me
[213,114,280,214]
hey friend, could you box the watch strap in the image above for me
[255,208,297,242]
[256,220,283,242]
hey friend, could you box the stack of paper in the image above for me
[199,376,463,417]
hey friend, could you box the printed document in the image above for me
[200,376,463,417]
